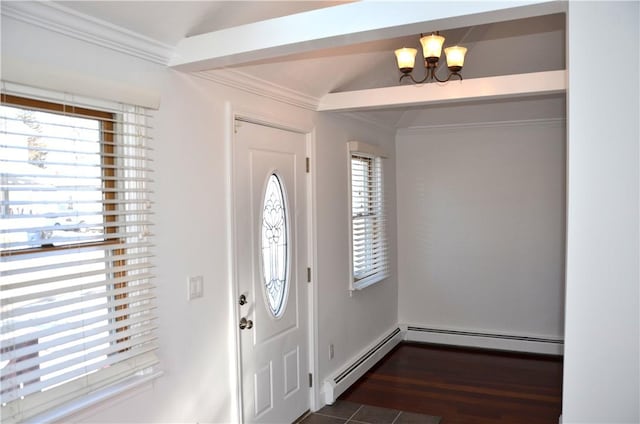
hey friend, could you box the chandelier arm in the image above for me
[432,73,449,83]
[398,68,463,84]
[424,65,450,83]
[399,73,430,84]
[432,71,463,83]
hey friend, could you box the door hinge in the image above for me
[308,373,313,388]
[306,157,310,173]
[307,267,311,283]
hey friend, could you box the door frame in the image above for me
[226,105,318,423]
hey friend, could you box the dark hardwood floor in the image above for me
[339,342,563,424]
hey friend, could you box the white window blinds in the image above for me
[0,82,158,423]
[348,141,389,290]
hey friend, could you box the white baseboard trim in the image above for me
[403,324,564,355]
[322,327,403,405]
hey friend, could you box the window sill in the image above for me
[24,369,164,424]
[351,273,389,291]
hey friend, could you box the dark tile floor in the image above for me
[298,400,441,424]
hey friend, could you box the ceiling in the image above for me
[53,1,566,129]
[57,1,352,45]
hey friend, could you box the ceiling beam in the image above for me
[317,70,566,112]
[169,1,565,71]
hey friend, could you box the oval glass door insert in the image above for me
[261,173,289,318]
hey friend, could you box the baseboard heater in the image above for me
[405,326,564,355]
[322,327,402,405]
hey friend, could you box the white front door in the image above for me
[234,119,309,424]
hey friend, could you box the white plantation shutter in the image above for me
[348,141,389,290]
[0,82,158,423]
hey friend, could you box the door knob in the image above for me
[239,294,247,306]
[239,317,253,330]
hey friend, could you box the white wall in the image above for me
[396,120,566,340]
[396,96,566,128]
[1,13,398,423]
[563,2,639,423]
[314,114,398,382]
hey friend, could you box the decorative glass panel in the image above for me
[261,174,289,318]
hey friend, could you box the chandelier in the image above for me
[395,32,467,84]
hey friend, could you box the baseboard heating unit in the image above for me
[405,325,564,355]
[322,327,403,405]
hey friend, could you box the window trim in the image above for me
[347,140,389,291]
[0,85,158,423]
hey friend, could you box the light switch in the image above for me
[188,275,204,300]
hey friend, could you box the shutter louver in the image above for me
[0,82,158,423]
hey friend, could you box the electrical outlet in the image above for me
[188,275,204,300]
[329,343,334,360]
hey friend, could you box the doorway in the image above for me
[232,117,311,423]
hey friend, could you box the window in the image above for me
[261,173,290,318]
[348,141,389,290]
[0,84,157,423]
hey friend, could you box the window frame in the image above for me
[0,93,133,355]
[0,88,158,423]
[347,141,389,290]
[0,94,117,256]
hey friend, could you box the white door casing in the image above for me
[234,118,309,424]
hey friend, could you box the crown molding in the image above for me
[397,117,566,136]
[1,1,174,65]
[196,69,320,111]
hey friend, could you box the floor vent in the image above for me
[323,327,403,405]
